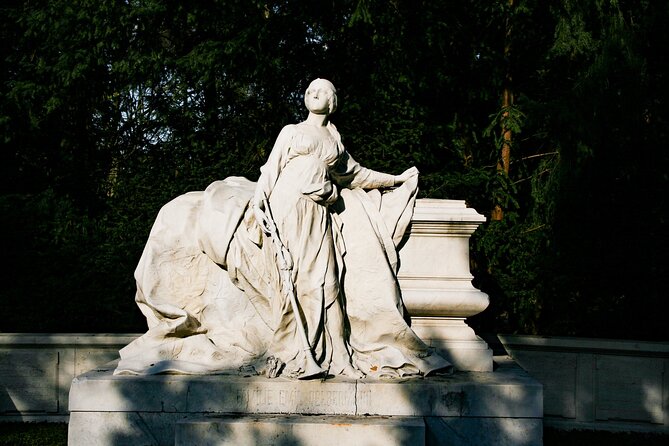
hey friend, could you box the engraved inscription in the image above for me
[236,386,355,412]
[357,388,372,410]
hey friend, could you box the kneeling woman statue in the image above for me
[115,79,451,379]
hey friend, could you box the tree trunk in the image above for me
[492,0,514,221]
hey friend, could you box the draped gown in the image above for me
[114,122,452,379]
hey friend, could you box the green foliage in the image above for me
[1,0,666,339]
[470,0,669,339]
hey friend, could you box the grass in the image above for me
[0,423,67,446]
[0,422,667,445]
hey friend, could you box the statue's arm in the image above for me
[332,151,418,190]
[253,125,294,231]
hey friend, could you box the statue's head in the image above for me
[304,78,337,115]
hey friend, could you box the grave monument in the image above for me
[68,79,543,445]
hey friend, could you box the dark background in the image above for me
[1,0,667,340]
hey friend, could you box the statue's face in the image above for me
[305,79,335,114]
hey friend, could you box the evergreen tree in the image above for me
[1,0,666,339]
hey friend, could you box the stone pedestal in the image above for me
[68,358,543,446]
[400,199,492,371]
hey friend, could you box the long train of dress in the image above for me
[114,175,451,378]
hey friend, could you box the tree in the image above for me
[1,0,666,340]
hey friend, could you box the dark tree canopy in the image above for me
[1,0,667,339]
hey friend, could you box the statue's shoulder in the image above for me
[280,123,299,134]
[273,124,301,145]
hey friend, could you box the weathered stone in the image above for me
[67,357,543,445]
[175,415,425,446]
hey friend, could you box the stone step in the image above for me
[174,414,425,446]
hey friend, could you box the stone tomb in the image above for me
[68,199,541,444]
[68,357,542,445]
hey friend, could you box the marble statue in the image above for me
[114,79,452,379]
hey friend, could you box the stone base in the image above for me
[411,317,494,372]
[68,357,543,446]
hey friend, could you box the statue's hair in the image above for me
[305,78,337,114]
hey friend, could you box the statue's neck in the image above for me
[305,112,329,127]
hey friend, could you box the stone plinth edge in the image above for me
[412,199,487,225]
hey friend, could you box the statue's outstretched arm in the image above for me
[333,151,419,190]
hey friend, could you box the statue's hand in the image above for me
[394,166,420,185]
